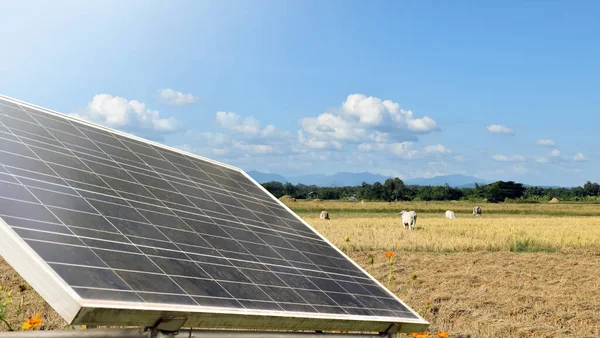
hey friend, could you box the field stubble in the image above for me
[355,250,599,338]
[306,213,600,253]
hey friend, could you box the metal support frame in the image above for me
[0,317,394,338]
[0,329,395,338]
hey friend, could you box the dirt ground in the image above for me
[1,250,599,337]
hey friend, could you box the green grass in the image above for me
[507,235,557,253]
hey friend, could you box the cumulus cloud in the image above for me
[297,130,330,150]
[216,111,240,129]
[486,124,514,135]
[71,94,179,138]
[216,111,289,139]
[573,152,585,161]
[300,113,363,142]
[492,154,525,162]
[355,141,418,159]
[357,143,386,152]
[424,144,451,154]
[535,156,549,163]
[232,142,275,155]
[454,155,465,161]
[157,88,199,105]
[536,139,555,146]
[300,94,437,145]
[176,93,445,174]
[184,131,230,147]
[550,149,561,157]
[389,142,418,159]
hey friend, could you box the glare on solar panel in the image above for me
[0,94,429,334]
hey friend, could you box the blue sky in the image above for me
[1,1,599,187]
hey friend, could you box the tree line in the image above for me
[261,179,600,203]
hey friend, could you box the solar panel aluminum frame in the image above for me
[0,95,429,334]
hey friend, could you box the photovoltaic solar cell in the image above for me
[0,95,428,333]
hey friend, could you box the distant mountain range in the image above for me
[405,174,491,188]
[246,171,491,188]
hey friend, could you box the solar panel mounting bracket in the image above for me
[0,329,398,338]
[146,316,188,335]
[381,323,399,335]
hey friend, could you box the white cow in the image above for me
[445,210,456,219]
[399,210,417,230]
[319,210,330,220]
[473,206,482,216]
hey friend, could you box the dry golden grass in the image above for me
[306,213,600,253]
[356,250,600,338]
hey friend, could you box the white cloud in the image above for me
[486,124,514,135]
[535,156,549,163]
[300,113,364,142]
[370,131,389,143]
[341,94,387,125]
[355,141,420,159]
[176,94,444,175]
[424,144,451,154]
[454,155,465,161]
[173,144,197,154]
[331,140,343,150]
[357,143,386,152]
[71,94,179,137]
[173,143,230,157]
[406,117,437,132]
[184,131,230,147]
[492,154,525,162]
[428,160,448,168]
[390,142,418,159]
[157,88,199,105]
[573,152,585,161]
[232,141,275,155]
[300,94,437,145]
[216,111,240,129]
[550,149,561,157]
[297,130,330,150]
[234,116,261,135]
[261,124,290,138]
[536,139,555,146]
[216,111,289,139]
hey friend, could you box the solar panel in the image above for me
[0,94,428,334]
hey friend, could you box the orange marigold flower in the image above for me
[22,314,42,330]
[436,332,449,338]
[410,333,428,338]
[385,251,394,258]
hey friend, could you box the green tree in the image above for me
[583,181,600,196]
[283,182,295,196]
[261,181,285,198]
[484,181,525,202]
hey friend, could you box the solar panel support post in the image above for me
[0,329,396,338]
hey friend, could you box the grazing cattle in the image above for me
[473,206,482,216]
[445,210,456,219]
[399,210,417,230]
[319,211,330,220]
